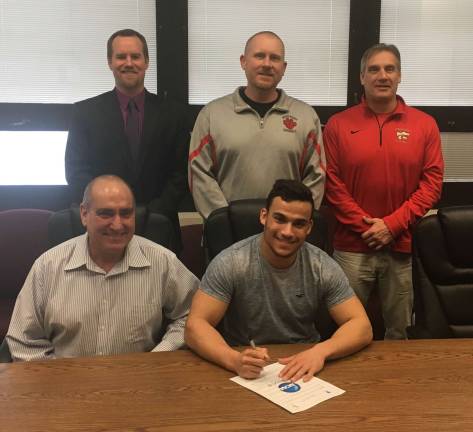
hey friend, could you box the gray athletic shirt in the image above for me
[201,234,354,346]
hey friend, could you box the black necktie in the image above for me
[126,99,140,163]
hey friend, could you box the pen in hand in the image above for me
[249,339,272,363]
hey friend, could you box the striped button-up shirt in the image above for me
[6,234,199,361]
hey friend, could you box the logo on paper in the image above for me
[282,115,298,132]
[279,382,301,393]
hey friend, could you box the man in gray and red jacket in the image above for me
[189,31,325,219]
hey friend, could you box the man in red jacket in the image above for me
[324,43,444,339]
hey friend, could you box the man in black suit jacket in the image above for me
[65,29,188,250]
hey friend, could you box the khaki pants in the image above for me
[333,250,413,340]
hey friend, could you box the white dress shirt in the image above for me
[6,234,199,361]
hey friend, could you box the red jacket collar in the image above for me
[361,94,407,117]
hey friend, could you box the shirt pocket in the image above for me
[125,303,162,348]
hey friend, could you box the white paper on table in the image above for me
[230,362,345,414]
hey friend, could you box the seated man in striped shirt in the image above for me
[6,175,198,361]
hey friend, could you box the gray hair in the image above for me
[360,43,401,74]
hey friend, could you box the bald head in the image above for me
[244,31,285,59]
[82,175,135,210]
[240,31,287,102]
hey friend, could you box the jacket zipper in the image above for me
[259,106,278,129]
[375,115,383,146]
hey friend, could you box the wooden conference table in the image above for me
[1,339,472,432]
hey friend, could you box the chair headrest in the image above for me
[229,199,264,241]
[438,206,473,268]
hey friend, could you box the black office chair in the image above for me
[0,338,12,363]
[48,205,179,254]
[0,209,53,341]
[204,199,336,340]
[408,206,473,338]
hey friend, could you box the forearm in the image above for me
[384,128,444,237]
[185,317,240,372]
[5,320,56,361]
[325,173,372,233]
[302,162,325,210]
[189,113,229,218]
[6,332,55,362]
[313,316,373,361]
[189,163,228,219]
[152,317,187,352]
[7,268,56,362]
[383,181,443,238]
[6,307,56,361]
[301,128,326,209]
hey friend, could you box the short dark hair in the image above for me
[81,175,135,209]
[360,43,401,74]
[107,29,149,62]
[265,179,314,213]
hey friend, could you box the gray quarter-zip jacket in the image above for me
[189,87,326,218]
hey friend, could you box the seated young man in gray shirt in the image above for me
[185,179,372,382]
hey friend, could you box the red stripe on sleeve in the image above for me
[189,134,213,162]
